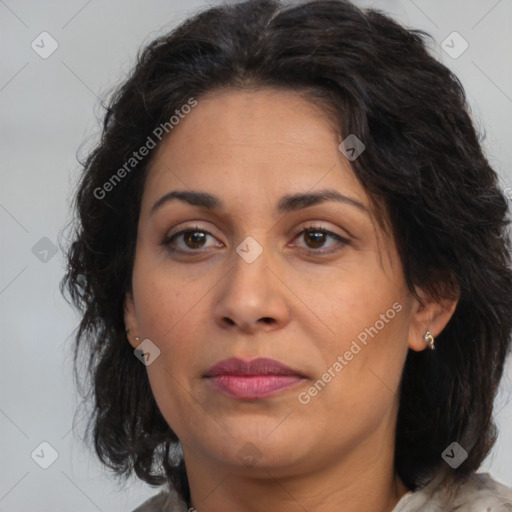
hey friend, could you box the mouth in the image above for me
[204,357,306,377]
[205,374,306,399]
[204,357,307,399]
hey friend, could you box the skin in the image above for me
[124,88,458,512]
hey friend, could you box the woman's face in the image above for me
[125,88,452,479]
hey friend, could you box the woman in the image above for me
[61,1,512,511]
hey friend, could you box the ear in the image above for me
[124,291,140,349]
[407,287,459,352]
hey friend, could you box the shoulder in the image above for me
[131,473,512,512]
[395,472,512,512]
[450,473,512,510]
[130,486,189,512]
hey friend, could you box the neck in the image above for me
[187,477,408,512]
[188,472,408,512]
[184,405,409,512]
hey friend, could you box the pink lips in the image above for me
[204,357,306,399]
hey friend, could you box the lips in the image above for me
[204,357,307,399]
[204,357,305,378]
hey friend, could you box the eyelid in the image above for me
[162,221,351,254]
[162,223,221,246]
[291,222,350,242]
[290,223,350,252]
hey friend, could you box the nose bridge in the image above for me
[213,233,290,331]
[229,234,272,298]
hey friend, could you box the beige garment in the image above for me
[131,471,512,512]
[131,485,187,512]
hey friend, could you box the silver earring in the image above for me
[424,330,435,350]
[135,336,140,342]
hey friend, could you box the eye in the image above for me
[162,225,223,253]
[292,225,349,254]
[162,224,349,255]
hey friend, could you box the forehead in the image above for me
[142,87,367,209]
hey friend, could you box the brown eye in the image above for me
[182,230,207,249]
[162,226,223,253]
[293,226,349,254]
[303,230,328,249]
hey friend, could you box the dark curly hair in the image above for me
[61,0,512,504]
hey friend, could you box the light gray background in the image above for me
[1,0,511,510]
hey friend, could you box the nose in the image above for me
[213,242,291,334]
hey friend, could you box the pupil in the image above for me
[186,231,205,248]
[306,231,325,248]
[183,230,327,249]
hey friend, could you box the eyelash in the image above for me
[162,224,349,255]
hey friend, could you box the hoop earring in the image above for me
[424,330,435,350]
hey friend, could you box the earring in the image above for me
[424,330,435,350]
[126,328,140,342]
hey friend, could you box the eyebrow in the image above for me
[150,189,369,216]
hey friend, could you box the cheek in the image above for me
[131,254,216,380]
[132,266,205,431]
[308,269,410,399]
[309,266,406,346]
[132,253,200,339]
